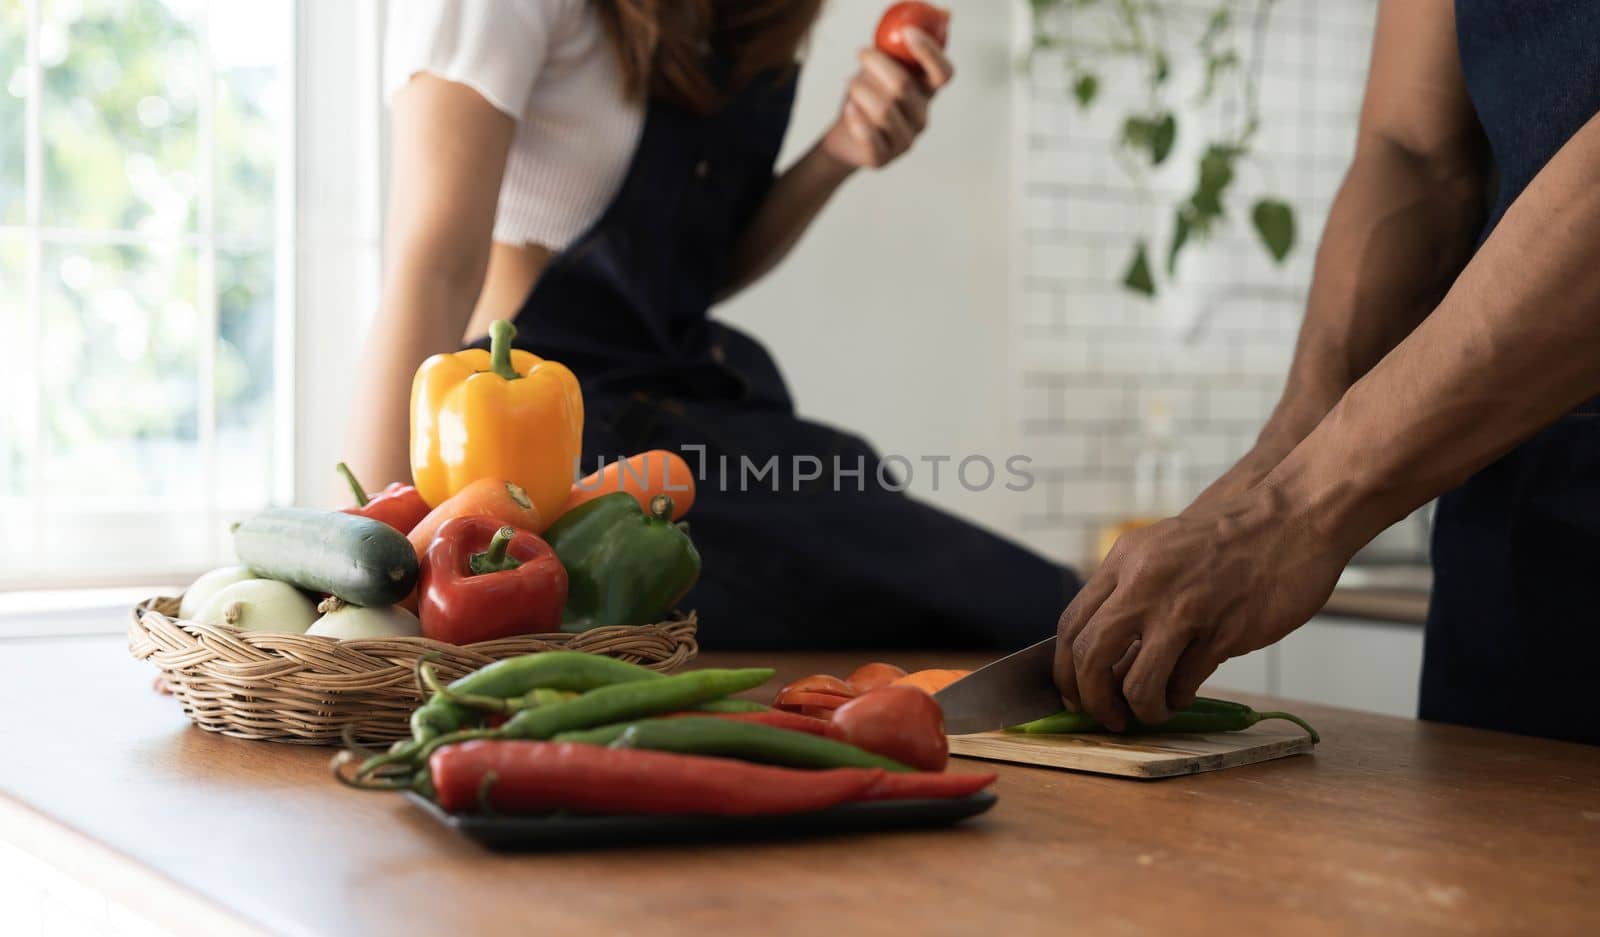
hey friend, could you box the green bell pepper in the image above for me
[543,492,701,632]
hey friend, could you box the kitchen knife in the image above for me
[934,636,1063,735]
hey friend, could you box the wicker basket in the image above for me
[128,595,698,745]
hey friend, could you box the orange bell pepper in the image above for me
[410,320,583,527]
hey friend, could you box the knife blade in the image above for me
[933,636,1063,735]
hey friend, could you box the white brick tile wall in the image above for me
[1204,386,1271,423]
[1012,1,1379,568]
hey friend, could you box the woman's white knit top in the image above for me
[385,0,644,249]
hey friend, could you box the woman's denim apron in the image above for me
[473,68,1079,650]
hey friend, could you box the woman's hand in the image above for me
[1053,481,1356,731]
[821,28,954,170]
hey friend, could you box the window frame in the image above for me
[0,0,386,596]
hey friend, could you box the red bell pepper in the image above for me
[337,462,430,534]
[418,516,567,644]
[428,741,995,816]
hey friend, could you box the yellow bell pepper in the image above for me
[410,320,583,527]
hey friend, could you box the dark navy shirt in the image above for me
[1456,0,1600,237]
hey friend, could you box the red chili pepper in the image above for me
[430,741,879,815]
[418,516,567,644]
[661,709,848,741]
[857,770,996,801]
[428,741,998,815]
[337,462,430,534]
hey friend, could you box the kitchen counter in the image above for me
[2,637,1597,937]
[1321,586,1430,625]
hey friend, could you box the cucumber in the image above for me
[233,508,418,607]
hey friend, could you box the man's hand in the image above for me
[1053,482,1353,730]
[820,29,953,170]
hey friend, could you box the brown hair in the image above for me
[594,0,825,115]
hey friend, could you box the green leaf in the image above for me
[1191,143,1238,220]
[1167,208,1192,275]
[1151,112,1177,165]
[1200,7,1231,47]
[1123,241,1156,296]
[1073,72,1099,109]
[1199,50,1239,103]
[1121,116,1152,147]
[1152,51,1170,86]
[1251,198,1296,262]
[1122,113,1176,166]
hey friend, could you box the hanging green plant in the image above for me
[1028,0,1297,296]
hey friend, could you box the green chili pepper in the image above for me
[410,651,666,739]
[358,652,668,781]
[691,698,769,714]
[553,716,914,773]
[1008,696,1320,743]
[414,667,776,763]
[543,492,702,632]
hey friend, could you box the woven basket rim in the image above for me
[129,594,697,655]
[127,593,699,745]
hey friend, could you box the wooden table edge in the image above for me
[0,788,272,937]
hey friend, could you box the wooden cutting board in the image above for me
[948,727,1314,779]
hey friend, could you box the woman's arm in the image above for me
[720,30,954,298]
[1190,0,1487,506]
[343,75,514,489]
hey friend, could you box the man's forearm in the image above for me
[1284,136,1484,407]
[719,142,856,300]
[1274,136,1486,443]
[1191,136,1486,507]
[1271,112,1600,552]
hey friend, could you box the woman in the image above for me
[1052,0,1600,745]
[350,0,1079,649]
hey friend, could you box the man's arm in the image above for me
[1193,0,1487,505]
[1061,103,1600,731]
[1275,105,1600,560]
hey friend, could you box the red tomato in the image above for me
[874,2,951,67]
[830,685,949,772]
[845,662,909,694]
[772,674,857,704]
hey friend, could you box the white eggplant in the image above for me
[305,597,422,640]
[178,565,258,620]
[195,579,318,634]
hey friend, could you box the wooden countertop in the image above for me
[2,637,1597,937]
[1322,587,1430,625]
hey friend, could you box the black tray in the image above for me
[404,790,998,851]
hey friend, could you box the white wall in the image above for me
[1013,1,1384,569]
[717,0,1030,544]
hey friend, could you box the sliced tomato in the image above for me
[844,662,908,693]
[889,668,971,695]
[830,685,949,772]
[660,709,846,740]
[775,674,858,700]
[771,684,857,706]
